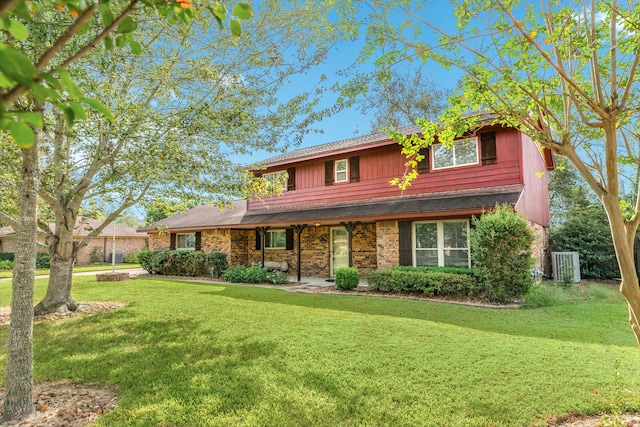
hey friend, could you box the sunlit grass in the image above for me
[0,277,638,426]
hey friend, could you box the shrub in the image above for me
[35,253,50,269]
[205,252,228,278]
[223,265,269,283]
[470,205,534,303]
[124,251,140,264]
[0,253,15,262]
[137,250,228,277]
[266,270,288,285]
[551,205,618,279]
[222,265,247,283]
[89,247,103,264]
[335,267,359,291]
[0,260,14,270]
[366,269,480,298]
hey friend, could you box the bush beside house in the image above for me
[470,205,534,303]
[138,250,228,277]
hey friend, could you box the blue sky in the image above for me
[249,1,463,162]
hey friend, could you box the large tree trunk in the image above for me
[602,196,640,346]
[3,137,40,422]
[34,216,78,315]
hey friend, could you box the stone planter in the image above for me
[96,272,130,282]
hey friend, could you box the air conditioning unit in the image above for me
[551,252,581,283]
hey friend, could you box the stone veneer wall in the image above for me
[376,220,400,270]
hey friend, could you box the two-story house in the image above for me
[142,120,554,279]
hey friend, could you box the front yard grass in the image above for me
[0,277,638,426]
[0,263,141,279]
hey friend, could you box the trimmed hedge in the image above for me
[0,253,14,262]
[0,254,49,268]
[36,253,50,269]
[335,267,359,291]
[366,268,482,298]
[222,265,288,285]
[138,249,228,277]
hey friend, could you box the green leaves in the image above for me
[0,17,28,40]
[6,120,35,148]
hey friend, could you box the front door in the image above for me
[330,227,349,276]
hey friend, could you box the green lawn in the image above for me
[0,263,141,279]
[0,278,639,426]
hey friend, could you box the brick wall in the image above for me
[376,220,400,269]
[76,237,147,264]
[202,229,231,253]
[149,233,170,251]
[230,229,249,266]
[351,223,377,276]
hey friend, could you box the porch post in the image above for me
[340,221,361,268]
[291,224,307,282]
[256,226,269,267]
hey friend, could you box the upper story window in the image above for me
[177,233,196,251]
[335,159,348,182]
[264,171,288,191]
[265,230,287,249]
[432,137,479,170]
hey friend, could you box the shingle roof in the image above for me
[138,200,248,232]
[141,185,524,232]
[259,125,423,166]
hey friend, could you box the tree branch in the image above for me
[0,0,19,18]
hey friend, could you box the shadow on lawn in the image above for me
[33,308,276,424]
[200,283,636,348]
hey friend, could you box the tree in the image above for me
[0,0,341,316]
[356,68,450,132]
[142,198,196,225]
[352,0,640,345]
[0,0,251,421]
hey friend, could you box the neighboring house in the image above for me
[141,119,554,278]
[0,217,147,264]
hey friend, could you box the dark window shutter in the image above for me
[398,221,413,266]
[285,229,294,250]
[325,160,334,186]
[481,132,497,165]
[195,232,202,252]
[287,167,296,191]
[349,156,360,183]
[417,148,430,174]
[169,233,176,250]
[255,230,262,250]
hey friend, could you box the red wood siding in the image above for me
[515,133,551,226]
[249,128,525,211]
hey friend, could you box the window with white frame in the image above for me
[264,171,288,191]
[265,230,287,249]
[432,137,479,170]
[414,220,470,267]
[335,159,348,182]
[177,233,196,250]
